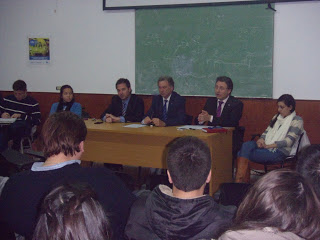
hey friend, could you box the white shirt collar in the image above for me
[218,95,230,104]
[163,94,172,103]
[31,160,81,172]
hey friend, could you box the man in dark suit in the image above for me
[143,76,186,127]
[100,78,144,123]
[198,76,243,127]
[198,76,244,169]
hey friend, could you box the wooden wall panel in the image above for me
[1,91,319,143]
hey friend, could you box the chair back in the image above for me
[0,176,9,195]
[218,183,251,207]
[1,149,37,173]
[233,126,245,154]
[81,107,91,119]
[30,125,37,136]
[232,126,245,177]
[185,114,193,125]
[289,130,310,157]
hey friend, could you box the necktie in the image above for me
[122,101,127,116]
[216,101,223,117]
[163,100,168,121]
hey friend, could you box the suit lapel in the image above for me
[167,92,176,116]
[158,95,164,118]
[126,96,133,114]
[116,96,123,116]
[212,98,218,115]
[220,97,232,118]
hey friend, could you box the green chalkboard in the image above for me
[135,5,274,97]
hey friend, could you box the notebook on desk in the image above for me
[0,118,17,124]
[202,127,228,133]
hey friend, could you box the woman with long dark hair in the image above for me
[50,85,82,117]
[235,94,304,182]
[32,183,112,240]
[219,169,320,240]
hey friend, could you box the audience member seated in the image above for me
[218,169,320,240]
[50,84,82,117]
[100,78,144,123]
[235,94,304,183]
[0,111,135,239]
[0,79,41,151]
[296,144,320,200]
[32,183,111,240]
[125,136,235,240]
[142,76,186,127]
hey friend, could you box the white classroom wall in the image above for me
[273,1,320,100]
[0,0,135,94]
[0,0,319,99]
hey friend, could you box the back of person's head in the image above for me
[32,183,111,240]
[167,136,211,192]
[297,144,320,200]
[42,111,87,158]
[158,76,174,88]
[216,76,233,93]
[12,79,27,91]
[116,78,131,89]
[277,94,296,112]
[234,169,320,240]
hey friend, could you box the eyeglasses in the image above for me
[215,86,228,91]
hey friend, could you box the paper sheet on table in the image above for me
[0,118,17,124]
[124,124,147,128]
[177,125,208,130]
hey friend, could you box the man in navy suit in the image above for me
[143,76,186,127]
[100,78,144,123]
[198,76,243,127]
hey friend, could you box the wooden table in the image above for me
[81,120,233,194]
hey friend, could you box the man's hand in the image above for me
[198,110,211,122]
[11,113,21,118]
[143,116,152,125]
[105,117,112,123]
[257,138,266,148]
[104,114,116,123]
[152,118,166,127]
[104,113,112,119]
[110,115,121,123]
[1,112,10,118]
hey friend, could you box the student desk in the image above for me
[81,120,233,194]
